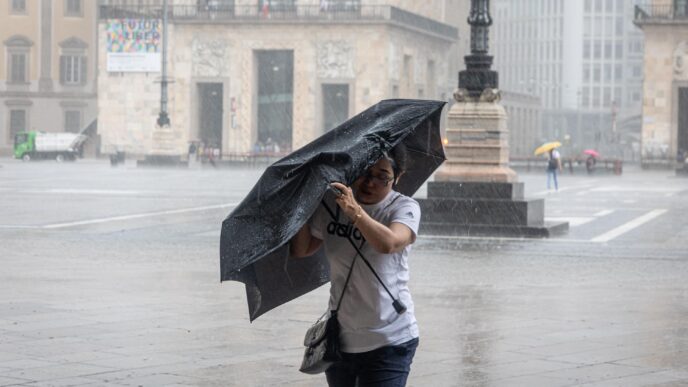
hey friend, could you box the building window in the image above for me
[632,91,641,103]
[632,65,642,78]
[60,55,86,85]
[9,109,26,138]
[594,41,601,59]
[8,52,28,83]
[593,64,601,82]
[615,64,623,81]
[403,55,412,78]
[614,86,622,106]
[65,0,82,16]
[11,0,26,13]
[604,64,612,82]
[64,110,81,133]
[5,35,33,84]
[615,17,624,36]
[604,41,612,59]
[584,41,591,59]
[426,60,436,99]
[603,87,612,107]
[616,0,624,12]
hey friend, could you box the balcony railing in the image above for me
[98,4,458,40]
[635,3,688,23]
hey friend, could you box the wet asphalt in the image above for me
[0,158,687,386]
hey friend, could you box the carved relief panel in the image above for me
[316,41,354,79]
[192,37,229,78]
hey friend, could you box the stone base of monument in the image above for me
[418,181,569,238]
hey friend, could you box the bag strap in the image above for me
[322,199,361,314]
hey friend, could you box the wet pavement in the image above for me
[1,158,687,386]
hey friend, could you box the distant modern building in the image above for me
[96,0,459,161]
[0,0,98,156]
[501,91,542,158]
[634,0,688,168]
[492,0,644,160]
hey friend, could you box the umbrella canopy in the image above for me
[583,149,600,158]
[534,141,562,156]
[220,99,446,321]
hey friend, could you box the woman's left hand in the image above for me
[331,182,361,222]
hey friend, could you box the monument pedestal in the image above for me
[137,127,186,167]
[421,91,568,238]
[418,181,568,238]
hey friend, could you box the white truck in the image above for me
[13,131,88,162]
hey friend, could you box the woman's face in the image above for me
[352,158,395,205]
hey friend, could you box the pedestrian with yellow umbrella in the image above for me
[534,141,562,192]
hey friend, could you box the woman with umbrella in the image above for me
[584,149,600,175]
[290,144,420,387]
[535,141,562,192]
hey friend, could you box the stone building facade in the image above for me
[0,0,98,156]
[97,1,458,160]
[635,0,688,167]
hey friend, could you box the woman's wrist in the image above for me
[351,205,363,225]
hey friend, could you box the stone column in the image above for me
[39,0,53,92]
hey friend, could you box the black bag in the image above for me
[299,310,342,374]
[547,158,559,170]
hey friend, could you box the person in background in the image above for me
[547,148,562,191]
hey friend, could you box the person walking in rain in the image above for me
[547,148,562,191]
[290,144,420,387]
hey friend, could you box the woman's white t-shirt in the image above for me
[309,190,420,353]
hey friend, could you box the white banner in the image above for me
[107,52,161,72]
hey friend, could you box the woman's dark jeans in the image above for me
[326,337,419,387]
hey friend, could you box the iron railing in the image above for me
[99,4,458,39]
[635,3,688,22]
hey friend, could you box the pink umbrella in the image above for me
[583,149,600,158]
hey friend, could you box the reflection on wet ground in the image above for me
[0,160,687,386]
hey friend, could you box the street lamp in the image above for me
[459,0,498,99]
[157,0,171,128]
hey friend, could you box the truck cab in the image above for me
[13,131,35,161]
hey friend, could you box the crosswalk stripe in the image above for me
[590,209,667,243]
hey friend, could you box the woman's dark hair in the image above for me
[383,143,408,180]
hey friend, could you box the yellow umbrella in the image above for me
[534,141,562,156]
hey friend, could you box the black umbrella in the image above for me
[220,99,446,321]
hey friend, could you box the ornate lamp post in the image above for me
[418,0,569,238]
[157,0,170,128]
[459,0,498,99]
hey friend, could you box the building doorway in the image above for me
[256,50,293,152]
[678,88,688,158]
[198,83,223,148]
[322,83,349,132]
